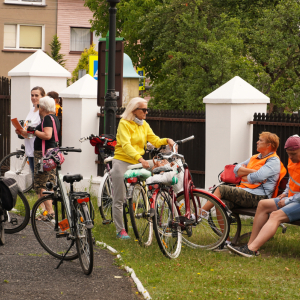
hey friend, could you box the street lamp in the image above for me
[104,0,120,135]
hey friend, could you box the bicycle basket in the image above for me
[90,134,116,154]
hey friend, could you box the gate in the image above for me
[98,107,206,188]
[0,77,11,162]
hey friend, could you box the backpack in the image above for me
[0,177,18,211]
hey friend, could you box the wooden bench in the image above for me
[228,177,300,245]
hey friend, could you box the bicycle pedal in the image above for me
[102,220,112,225]
[230,216,237,224]
[148,208,155,218]
[10,218,18,225]
[172,230,178,238]
[186,225,193,237]
[56,232,69,238]
[85,221,94,229]
[175,216,195,226]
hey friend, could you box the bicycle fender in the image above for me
[176,188,227,208]
[97,172,109,208]
[149,188,160,209]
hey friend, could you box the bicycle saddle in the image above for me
[63,174,83,183]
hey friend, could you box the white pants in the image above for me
[110,159,131,233]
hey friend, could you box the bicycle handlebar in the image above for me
[175,135,194,145]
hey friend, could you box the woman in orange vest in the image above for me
[228,135,300,257]
[201,132,285,247]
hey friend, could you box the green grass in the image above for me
[24,193,300,299]
[90,196,300,300]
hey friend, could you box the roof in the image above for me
[203,76,270,104]
[8,50,71,78]
[59,74,97,98]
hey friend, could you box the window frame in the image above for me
[69,27,93,54]
[3,24,45,51]
[4,0,46,6]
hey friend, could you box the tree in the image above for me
[71,44,98,83]
[48,35,66,67]
[85,0,300,111]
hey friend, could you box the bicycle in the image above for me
[148,136,231,258]
[31,147,94,275]
[0,144,33,193]
[123,146,166,246]
[79,134,116,224]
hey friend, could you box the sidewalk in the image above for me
[0,225,140,300]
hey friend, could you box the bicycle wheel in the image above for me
[31,195,78,260]
[4,191,30,234]
[178,191,229,250]
[0,151,33,193]
[153,189,182,259]
[0,214,5,245]
[98,175,113,222]
[75,204,94,275]
[129,184,153,247]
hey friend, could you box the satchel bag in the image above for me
[219,164,241,184]
[42,115,65,172]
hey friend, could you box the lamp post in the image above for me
[104,0,120,135]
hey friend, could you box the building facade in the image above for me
[57,0,98,74]
[0,0,57,77]
[0,0,98,77]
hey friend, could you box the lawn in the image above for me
[23,192,300,299]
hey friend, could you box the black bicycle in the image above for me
[31,147,94,275]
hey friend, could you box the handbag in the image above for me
[219,164,241,184]
[42,115,65,172]
[152,156,173,172]
[0,177,18,211]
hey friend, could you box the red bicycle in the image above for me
[148,136,231,258]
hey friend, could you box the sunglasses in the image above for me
[136,108,149,113]
[37,104,42,109]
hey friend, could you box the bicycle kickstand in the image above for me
[55,239,75,270]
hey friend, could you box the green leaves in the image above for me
[85,0,300,111]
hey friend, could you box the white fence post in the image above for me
[59,74,100,194]
[7,50,71,189]
[203,76,270,191]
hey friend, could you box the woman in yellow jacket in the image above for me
[111,97,175,239]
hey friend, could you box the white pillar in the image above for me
[203,76,270,190]
[7,50,71,187]
[59,74,100,194]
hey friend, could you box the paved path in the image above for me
[0,225,140,300]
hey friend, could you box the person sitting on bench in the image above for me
[201,132,285,245]
[227,135,300,257]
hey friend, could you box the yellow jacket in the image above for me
[114,119,168,164]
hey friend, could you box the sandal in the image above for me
[37,212,55,222]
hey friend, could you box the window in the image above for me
[4,24,44,50]
[70,28,92,52]
[4,0,45,5]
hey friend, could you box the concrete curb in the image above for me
[96,241,151,300]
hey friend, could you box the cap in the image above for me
[284,135,300,150]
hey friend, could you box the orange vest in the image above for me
[238,153,286,198]
[287,159,300,197]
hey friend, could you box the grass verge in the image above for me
[90,196,300,300]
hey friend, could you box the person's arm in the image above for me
[246,157,280,184]
[234,159,251,177]
[146,123,168,148]
[34,127,52,140]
